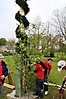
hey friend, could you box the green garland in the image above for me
[15,0,31,95]
[15,25,21,38]
[15,25,28,45]
[15,0,30,62]
[15,11,29,28]
[15,0,30,15]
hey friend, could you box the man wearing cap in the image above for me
[0,54,8,94]
[58,60,66,89]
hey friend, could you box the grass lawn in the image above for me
[1,55,66,99]
[0,87,12,99]
[1,86,66,99]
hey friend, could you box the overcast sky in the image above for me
[0,0,66,40]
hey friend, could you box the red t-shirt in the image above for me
[42,60,52,70]
[0,62,2,84]
[36,63,45,79]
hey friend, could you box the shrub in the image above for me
[50,52,55,57]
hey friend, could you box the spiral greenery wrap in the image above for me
[15,0,30,55]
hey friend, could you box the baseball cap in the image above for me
[0,54,4,58]
[57,60,66,72]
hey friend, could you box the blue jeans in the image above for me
[41,71,48,92]
[0,85,2,94]
[36,78,44,98]
[44,70,48,92]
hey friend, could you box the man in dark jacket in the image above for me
[0,54,8,94]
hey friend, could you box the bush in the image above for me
[50,52,55,57]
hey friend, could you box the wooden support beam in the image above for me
[8,72,14,85]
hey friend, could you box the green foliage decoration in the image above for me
[15,11,29,28]
[15,0,30,15]
[15,43,21,54]
[15,25,21,38]
[15,0,30,94]
[15,25,28,39]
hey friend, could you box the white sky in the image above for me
[0,0,66,40]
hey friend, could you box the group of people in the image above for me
[0,53,66,99]
[0,53,53,97]
[33,59,66,99]
[33,58,53,98]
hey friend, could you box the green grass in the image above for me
[0,87,12,99]
[49,60,66,85]
[1,55,66,99]
[4,55,16,85]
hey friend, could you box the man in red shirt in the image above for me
[42,58,53,95]
[33,58,52,98]
[33,62,45,98]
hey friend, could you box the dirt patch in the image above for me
[7,90,37,99]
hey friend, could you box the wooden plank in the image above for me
[3,83,15,90]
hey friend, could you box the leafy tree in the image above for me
[0,38,7,45]
[26,16,46,58]
[7,39,15,45]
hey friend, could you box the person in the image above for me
[0,53,8,94]
[58,60,66,71]
[57,60,66,90]
[33,58,53,97]
[41,58,53,95]
[33,62,45,98]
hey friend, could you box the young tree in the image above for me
[27,16,46,57]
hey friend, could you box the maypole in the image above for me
[15,0,30,97]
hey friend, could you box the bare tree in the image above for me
[51,7,66,40]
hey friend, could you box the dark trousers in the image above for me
[44,72,48,92]
[41,70,48,92]
[0,85,2,94]
[36,78,44,98]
